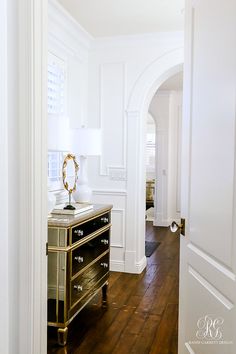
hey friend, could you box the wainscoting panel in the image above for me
[99,62,127,175]
[92,189,126,249]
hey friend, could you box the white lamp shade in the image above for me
[48,116,70,151]
[70,128,102,156]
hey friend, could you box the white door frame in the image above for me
[126,48,184,273]
[0,0,9,352]
[19,1,48,353]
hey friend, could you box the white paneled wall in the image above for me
[99,62,126,176]
[88,35,184,272]
[92,190,127,271]
[48,2,184,273]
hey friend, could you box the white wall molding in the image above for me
[88,34,184,274]
[91,31,184,50]
[112,255,146,274]
[48,32,87,63]
[19,1,48,353]
[125,111,141,270]
[127,48,184,112]
[93,189,127,196]
[49,0,92,50]
[110,209,125,248]
[126,49,184,274]
[124,251,137,273]
[48,0,91,71]
[110,260,125,272]
[99,62,127,176]
[154,90,172,96]
[0,0,8,352]
[108,167,127,181]
[136,256,147,274]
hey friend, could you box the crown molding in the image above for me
[49,0,93,52]
[91,31,184,50]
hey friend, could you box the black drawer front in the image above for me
[71,253,109,307]
[72,231,110,277]
[71,212,110,245]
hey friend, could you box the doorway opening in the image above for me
[145,71,183,258]
[126,48,184,274]
[145,113,156,222]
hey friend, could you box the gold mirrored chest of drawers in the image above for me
[47,204,112,346]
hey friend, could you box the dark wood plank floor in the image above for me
[48,222,180,354]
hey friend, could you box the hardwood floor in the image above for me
[48,222,180,354]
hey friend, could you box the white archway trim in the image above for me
[127,48,184,113]
[125,47,184,274]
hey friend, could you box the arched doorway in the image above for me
[148,71,183,228]
[125,48,183,273]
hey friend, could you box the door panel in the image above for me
[179,1,236,353]
[190,0,236,267]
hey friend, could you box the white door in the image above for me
[178,1,236,353]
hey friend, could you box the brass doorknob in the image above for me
[170,219,185,236]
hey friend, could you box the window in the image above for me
[48,53,66,115]
[48,52,67,190]
[48,151,63,182]
[48,151,78,192]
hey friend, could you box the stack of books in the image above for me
[51,203,93,215]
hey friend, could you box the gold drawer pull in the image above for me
[73,285,83,292]
[101,239,109,245]
[101,217,109,223]
[74,256,84,263]
[101,262,108,268]
[74,229,84,236]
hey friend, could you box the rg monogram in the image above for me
[196,315,224,340]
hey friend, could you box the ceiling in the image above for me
[58,0,185,37]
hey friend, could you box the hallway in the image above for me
[48,223,180,353]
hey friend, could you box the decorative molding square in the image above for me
[99,61,127,176]
[108,167,127,181]
[92,189,127,197]
[188,266,234,310]
[111,208,125,248]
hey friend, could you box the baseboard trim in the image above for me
[111,255,147,274]
[110,260,125,272]
[135,256,147,274]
